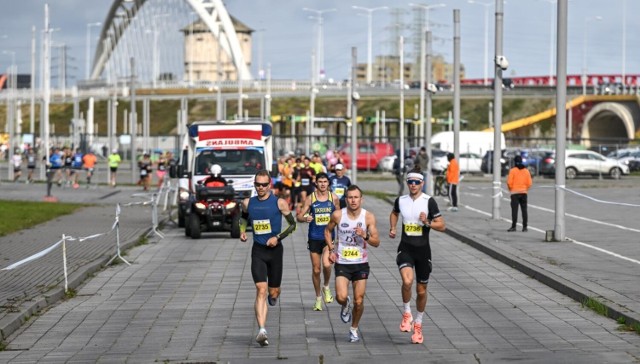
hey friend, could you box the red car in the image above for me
[337,142,395,171]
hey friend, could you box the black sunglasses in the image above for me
[254,182,270,187]
[406,179,422,185]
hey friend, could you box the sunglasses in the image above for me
[406,179,422,185]
[254,182,270,188]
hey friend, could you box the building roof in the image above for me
[181,15,253,34]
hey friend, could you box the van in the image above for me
[431,131,505,157]
[337,142,395,171]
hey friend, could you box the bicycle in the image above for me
[434,170,449,197]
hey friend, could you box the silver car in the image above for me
[565,150,629,179]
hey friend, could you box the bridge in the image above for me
[484,94,640,146]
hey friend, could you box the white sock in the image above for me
[316,296,322,301]
[403,301,411,313]
[259,327,267,334]
[324,285,330,290]
[350,327,358,335]
[415,311,424,324]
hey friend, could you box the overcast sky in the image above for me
[1,0,637,83]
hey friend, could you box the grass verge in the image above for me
[0,200,85,237]
[582,297,608,317]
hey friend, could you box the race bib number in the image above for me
[342,247,361,260]
[301,178,310,186]
[140,170,148,176]
[404,223,423,236]
[334,187,345,197]
[253,219,272,235]
[314,213,330,226]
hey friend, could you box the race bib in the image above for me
[342,247,361,260]
[140,170,148,176]
[404,223,423,236]
[334,187,345,197]
[253,219,272,235]
[301,178,310,186]
[314,213,330,226]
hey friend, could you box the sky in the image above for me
[0,0,638,83]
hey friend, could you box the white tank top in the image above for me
[336,208,368,265]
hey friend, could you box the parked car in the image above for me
[503,149,553,177]
[539,150,629,179]
[458,152,483,173]
[481,150,509,176]
[380,148,448,173]
[337,142,395,171]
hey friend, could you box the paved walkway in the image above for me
[0,186,638,362]
[0,182,168,340]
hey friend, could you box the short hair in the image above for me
[409,165,422,174]
[346,185,363,197]
[315,172,329,181]
[254,169,271,182]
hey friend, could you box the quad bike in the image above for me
[187,184,241,239]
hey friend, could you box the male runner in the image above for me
[240,170,297,347]
[297,172,340,311]
[325,185,380,343]
[389,166,446,344]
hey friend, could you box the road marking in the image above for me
[462,204,640,266]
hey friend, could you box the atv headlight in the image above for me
[195,202,206,210]
[225,201,237,210]
[179,191,190,201]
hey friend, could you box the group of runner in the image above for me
[239,164,446,346]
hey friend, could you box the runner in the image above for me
[82,150,97,188]
[26,148,37,184]
[389,166,446,344]
[328,163,351,209]
[296,172,340,311]
[324,185,380,343]
[108,149,121,187]
[239,170,297,347]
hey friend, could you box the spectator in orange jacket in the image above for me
[507,155,532,232]
[445,153,460,211]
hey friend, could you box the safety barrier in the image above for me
[0,193,165,294]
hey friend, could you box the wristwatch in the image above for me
[364,231,370,241]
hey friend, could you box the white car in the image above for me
[565,150,629,179]
[458,152,483,173]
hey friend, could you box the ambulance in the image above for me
[173,120,274,230]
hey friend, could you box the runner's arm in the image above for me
[365,212,381,247]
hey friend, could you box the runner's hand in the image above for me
[240,232,247,242]
[389,228,396,239]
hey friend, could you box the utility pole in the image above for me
[492,0,505,220]
[554,0,568,241]
[425,30,434,196]
[130,57,137,184]
[453,10,461,161]
[350,47,358,184]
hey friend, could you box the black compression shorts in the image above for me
[251,242,283,288]
[396,241,432,284]
[335,262,369,281]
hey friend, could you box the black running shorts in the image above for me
[335,262,369,282]
[251,242,283,288]
[396,241,432,284]
[307,239,327,254]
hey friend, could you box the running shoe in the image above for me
[268,295,278,306]
[411,322,423,344]
[340,296,352,323]
[323,287,334,304]
[400,312,413,332]
[313,298,323,311]
[256,330,269,347]
[349,328,360,343]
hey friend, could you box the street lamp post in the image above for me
[410,2,445,140]
[582,16,603,95]
[352,6,388,85]
[468,0,492,86]
[86,22,101,80]
[303,7,336,83]
[537,0,556,86]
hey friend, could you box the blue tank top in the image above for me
[247,193,282,246]
[309,192,336,240]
